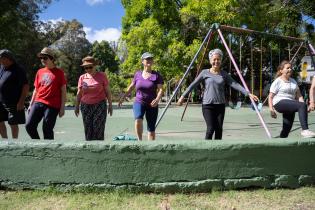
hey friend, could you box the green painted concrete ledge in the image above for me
[0,139,314,192]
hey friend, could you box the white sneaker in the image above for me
[301,130,315,138]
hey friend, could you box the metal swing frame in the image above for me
[155,23,315,139]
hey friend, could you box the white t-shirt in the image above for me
[269,77,298,105]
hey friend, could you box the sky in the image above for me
[38,0,125,43]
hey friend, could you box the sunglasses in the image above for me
[40,57,49,60]
[84,66,94,70]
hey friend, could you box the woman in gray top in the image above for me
[177,49,258,140]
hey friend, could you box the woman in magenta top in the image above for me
[119,52,163,140]
[75,56,113,140]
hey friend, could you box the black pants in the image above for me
[80,101,107,140]
[202,104,225,140]
[274,99,308,138]
[25,102,59,140]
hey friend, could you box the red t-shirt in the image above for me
[34,67,67,109]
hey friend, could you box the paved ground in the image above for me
[5,103,315,141]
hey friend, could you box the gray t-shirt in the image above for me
[182,69,249,104]
[269,77,298,106]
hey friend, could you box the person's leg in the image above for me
[213,104,226,140]
[80,103,94,140]
[145,106,158,140]
[92,101,107,140]
[25,102,44,139]
[9,125,18,138]
[7,105,26,139]
[280,113,295,138]
[133,102,145,140]
[274,100,308,137]
[0,122,7,138]
[42,105,59,140]
[202,104,215,140]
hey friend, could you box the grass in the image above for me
[0,187,315,210]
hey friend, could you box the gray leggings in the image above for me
[274,99,308,138]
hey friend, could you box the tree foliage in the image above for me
[121,0,315,83]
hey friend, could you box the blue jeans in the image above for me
[25,102,59,140]
[133,102,158,132]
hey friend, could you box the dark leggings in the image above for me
[202,104,225,140]
[25,102,59,140]
[274,99,308,138]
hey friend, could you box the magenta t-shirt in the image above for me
[133,70,164,105]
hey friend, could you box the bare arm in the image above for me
[268,92,277,119]
[118,82,135,107]
[74,88,82,117]
[17,84,29,111]
[309,77,315,111]
[105,85,113,116]
[27,88,37,113]
[150,84,163,107]
[296,88,304,102]
[59,84,66,117]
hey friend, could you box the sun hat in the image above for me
[37,47,55,59]
[141,52,154,60]
[80,56,98,66]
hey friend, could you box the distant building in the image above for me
[299,56,315,84]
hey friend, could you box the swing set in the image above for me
[156,23,315,139]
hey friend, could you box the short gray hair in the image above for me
[208,49,223,60]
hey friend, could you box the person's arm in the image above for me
[17,84,29,111]
[74,88,82,117]
[105,85,113,116]
[59,84,66,117]
[309,77,315,111]
[177,71,204,105]
[27,88,37,113]
[151,84,163,107]
[296,88,304,103]
[268,92,277,119]
[118,82,135,107]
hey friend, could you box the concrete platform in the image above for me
[0,106,315,192]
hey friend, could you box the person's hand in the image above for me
[249,93,259,102]
[74,106,79,117]
[270,110,277,119]
[27,105,32,114]
[108,104,113,116]
[118,98,124,108]
[308,102,315,112]
[150,98,159,107]
[59,107,65,118]
[177,96,185,106]
[17,101,24,111]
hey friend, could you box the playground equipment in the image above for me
[155,23,315,139]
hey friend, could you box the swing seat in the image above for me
[229,101,242,110]
[251,101,263,112]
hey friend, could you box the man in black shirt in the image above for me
[0,49,29,139]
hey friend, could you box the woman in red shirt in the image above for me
[25,47,67,140]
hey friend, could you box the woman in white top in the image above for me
[269,60,315,138]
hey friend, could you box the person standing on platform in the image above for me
[269,60,315,138]
[118,52,164,141]
[75,56,113,140]
[25,47,67,140]
[177,48,258,140]
[0,49,29,139]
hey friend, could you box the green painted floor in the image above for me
[7,103,315,141]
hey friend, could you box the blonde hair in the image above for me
[275,60,291,78]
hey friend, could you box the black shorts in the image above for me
[0,103,25,125]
